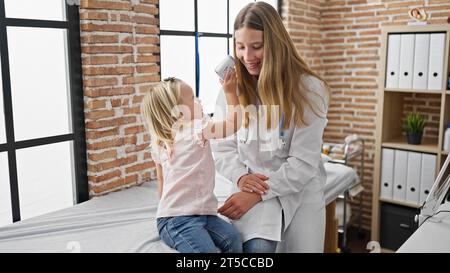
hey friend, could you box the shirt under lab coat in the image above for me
[211,75,328,243]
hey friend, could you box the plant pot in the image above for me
[406,132,423,145]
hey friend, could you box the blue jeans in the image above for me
[157,215,242,253]
[243,238,278,253]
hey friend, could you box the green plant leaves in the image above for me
[405,112,426,134]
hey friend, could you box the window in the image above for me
[0,0,87,225]
[8,27,72,141]
[16,142,75,220]
[160,0,280,114]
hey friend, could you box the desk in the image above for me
[397,202,450,252]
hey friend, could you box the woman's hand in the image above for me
[218,192,262,220]
[237,173,269,195]
[220,68,237,95]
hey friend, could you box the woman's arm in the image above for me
[156,163,163,199]
[203,69,242,140]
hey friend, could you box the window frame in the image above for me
[0,0,87,223]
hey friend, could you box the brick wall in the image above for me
[284,0,450,231]
[79,0,160,196]
[282,0,323,69]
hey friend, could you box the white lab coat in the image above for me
[211,75,328,252]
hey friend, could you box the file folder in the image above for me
[420,153,437,205]
[386,35,401,89]
[406,152,422,205]
[399,34,415,89]
[412,34,430,90]
[393,150,408,202]
[427,33,446,90]
[380,148,395,200]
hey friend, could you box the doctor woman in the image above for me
[211,2,330,253]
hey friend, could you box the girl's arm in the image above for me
[156,163,163,198]
[203,69,242,140]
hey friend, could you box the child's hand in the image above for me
[220,68,237,94]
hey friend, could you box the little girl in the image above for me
[141,70,242,253]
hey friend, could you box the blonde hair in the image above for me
[234,2,330,129]
[141,78,183,150]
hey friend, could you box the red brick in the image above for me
[123,75,160,84]
[85,109,115,120]
[85,117,137,130]
[133,5,158,15]
[136,65,160,74]
[80,12,108,21]
[80,0,132,11]
[89,170,121,183]
[85,127,120,139]
[85,99,107,110]
[85,86,135,98]
[81,34,119,44]
[83,66,134,76]
[124,125,145,135]
[88,150,118,162]
[84,77,118,88]
[81,23,133,33]
[82,45,133,54]
[125,162,155,174]
[83,56,119,65]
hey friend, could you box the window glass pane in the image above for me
[160,0,194,31]
[160,35,196,94]
[8,27,72,141]
[0,152,12,227]
[0,56,5,145]
[198,0,227,33]
[4,0,66,21]
[229,0,254,33]
[16,141,75,220]
[199,37,228,114]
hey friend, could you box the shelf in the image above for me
[382,136,439,154]
[373,25,450,247]
[379,198,421,209]
[385,88,443,94]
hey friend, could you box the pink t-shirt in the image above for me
[151,117,218,218]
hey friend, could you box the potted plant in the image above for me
[405,112,426,145]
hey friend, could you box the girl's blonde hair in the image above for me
[234,2,330,129]
[141,77,183,149]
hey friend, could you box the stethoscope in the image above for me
[239,113,287,149]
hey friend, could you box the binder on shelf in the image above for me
[385,34,401,89]
[427,33,446,90]
[380,148,395,200]
[393,150,408,202]
[406,151,422,205]
[412,34,430,90]
[419,153,437,205]
[399,34,415,89]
